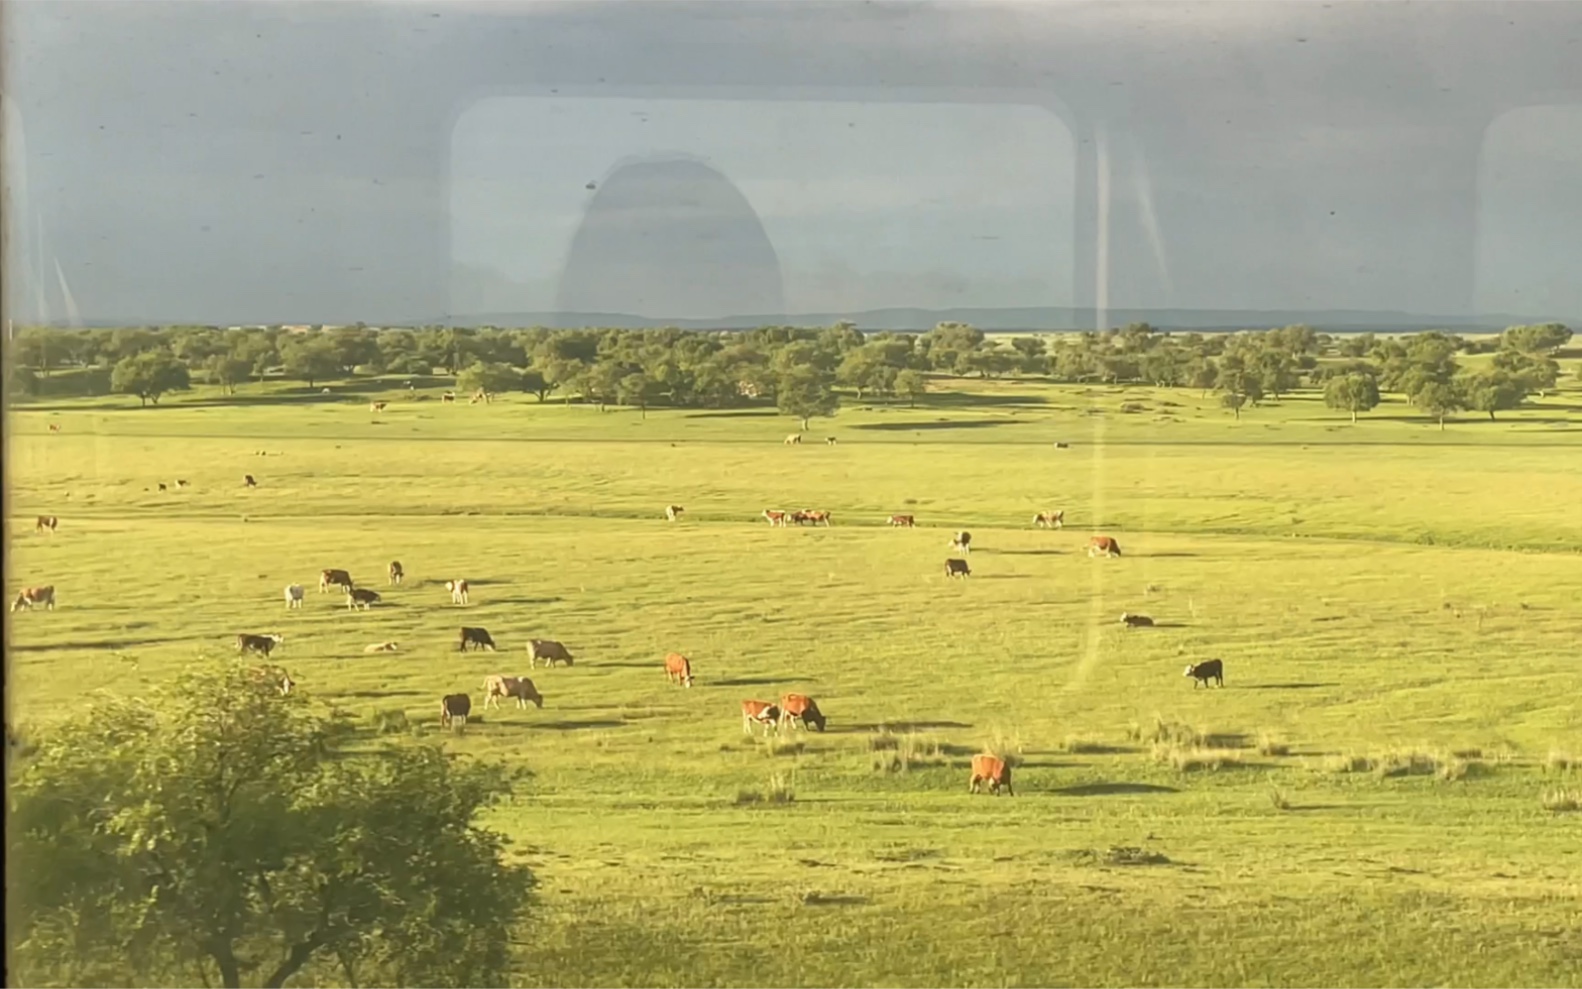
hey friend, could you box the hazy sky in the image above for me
[4,1,1580,325]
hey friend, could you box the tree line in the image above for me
[7,319,1573,427]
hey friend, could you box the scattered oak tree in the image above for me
[894,368,928,408]
[7,662,533,989]
[110,351,192,406]
[1323,371,1382,423]
[776,365,840,430]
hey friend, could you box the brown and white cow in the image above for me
[47,423,60,433]
[887,514,916,527]
[459,627,496,652]
[664,652,695,688]
[1120,612,1155,627]
[283,584,305,609]
[762,509,788,527]
[36,515,58,533]
[1033,510,1065,529]
[483,675,544,710]
[742,699,781,735]
[527,639,574,668]
[1184,659,1225,688]
[969,754,1014,796]
[174,479,189,489]
[665,505,684,522]
[387,561,404,585]
[440,693,471,727]
[236,632,284,657]
[825,436,838,445]
[805,510,832,526]
[364,641,400,653]
[11,586,56,612]
[778,694,827,732]
[446,579,470,605]
[370,401,387,413]
[1088,536,1122,558]
[319,569,354,594]
[950,531,972,554]
[442,391,456,404]
[345,588,381,610]
[944,558,971,579]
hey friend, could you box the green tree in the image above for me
[616,371,660,417]
[1461,370,1528,421]
[1500,322,1572,354]
[1010,335,1047,372]
[457,360,521,397]
[1412,379,1464,430]
[110,351,192,406]
[895,368,928,407]
[1323,371,1381,423]
[10,362,41,396]
[7,662,532,988]
[777,365,839,429]
[1491,349,1560,394]
[204,354,254,395]
[280,338,342,389]
[519,367,551,402]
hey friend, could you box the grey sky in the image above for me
[4,1,1580,326]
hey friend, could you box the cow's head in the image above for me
[269,633,285,644]
[1183,664,1198,677]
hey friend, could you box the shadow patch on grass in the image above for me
[852,420,1028,432]
[712,677,794,688]
[1137,552,1200,558]
[12,637,177,652]
[841,720,973,733]
[531,719,626,731]
[1056,781,1179,796]
[484,596,564,607]
[992,549,1066,556]
[1241,682,1340,690]
[799,892,869,907]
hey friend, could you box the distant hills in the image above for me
[429,306,1567,334]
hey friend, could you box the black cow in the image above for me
[345,588,381,610]
[945,558,971,578]
[1184,659,1224,688]
[236,632,283,657]
[440,693,472,727]
[459,627,497,652]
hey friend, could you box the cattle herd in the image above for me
[14,494,1231,796]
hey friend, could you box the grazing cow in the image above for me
[446,578,470,605]
[442,392,456,404]
[283,584,305,609]
[788,510,810,526]
[483,675,544,710]
[665,504,684,522]
[1120,612,1155,627]
[1184,659,1225,688]
[243,474,257,488]
[1088,536,1121,558]
[250,664,296,695]
[784,433,802,445]
[950,531,972,554]
[1053,441,1070,449]
[806,510,832,526]
[236,632,284,657]
[319,569,354,594]
[762,509,788,527]
[388,561,404,585]
[887,514,916,527]
[370,401,387,412]
[345,588,381,610]
[664,652,695,688]
[10,586,56,612]
[778,694,827,732]
[35,515,58,533]
[459,626,496,652]
[440,693,471,728]
[1033,510,1065,529]
[945,558,971,578]
[48,423,60,433]
[969,754,1014,796]
[741,700,781,735]
[527,639,574,668]
[825,436,838,445]
[364,641,400,653]
[158,483,168,492]
[174,479,189,489]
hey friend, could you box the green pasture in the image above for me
[7,375,1582,987]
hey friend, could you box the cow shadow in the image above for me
[854,420,1027,432]
[1137,552,1199,558]
[533,719,626,731]
[840,720,973,733]
[1241,682,1339,690]
[484,596,563,607]
[978,574,1032,580]
[712,677,793,688]
[12,637,174,652]
[1146,622,1190,629]
[1056,781,1179,796]
[993,549,1066,556]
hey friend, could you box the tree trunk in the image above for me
[1438,415,1446,431]
[800,417,810,431]
[1351,409,1358,424]
[208,943,242,989]
[1488,410,1496,421]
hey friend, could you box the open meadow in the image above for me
[7,374,1582,987]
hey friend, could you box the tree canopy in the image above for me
[7,662,533,988]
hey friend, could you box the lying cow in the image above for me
[483,675,544,710]
[283,584,305,609]
[35,515,58,533]
[969,754,1014,796]
[887,514,916,527]
[1033,510,1064,529]
[950,530,972,553]
[741,700,781,735]
[11,585,56,612]
[364,641,400,653]
[778,693,827,732]
[345,588,381,610]
[319,568,354,593]
[459,626,496,652]
[664,652,695,688]
[1088,536,1122,558]
[527,639,574,668]
[944,558,971,579]
[388,560,404,585]
[446,579,470,605]
[665,505,684,522]
[1120,612,1155,628]
[440,693,471,728]
[236,632,284,657]
[1184,659,1225,688]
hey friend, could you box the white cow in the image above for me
[284,584,305,609]
[363,641,400,653]
[446,579,470,605]
[483,675,544,710]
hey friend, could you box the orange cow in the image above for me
[741,699,781,735]
[1088,535,1122,558]
[664,652,695,688]
[778,693,827,732]
[969,754,1013,796]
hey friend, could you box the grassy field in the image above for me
[7,373,1582,987]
